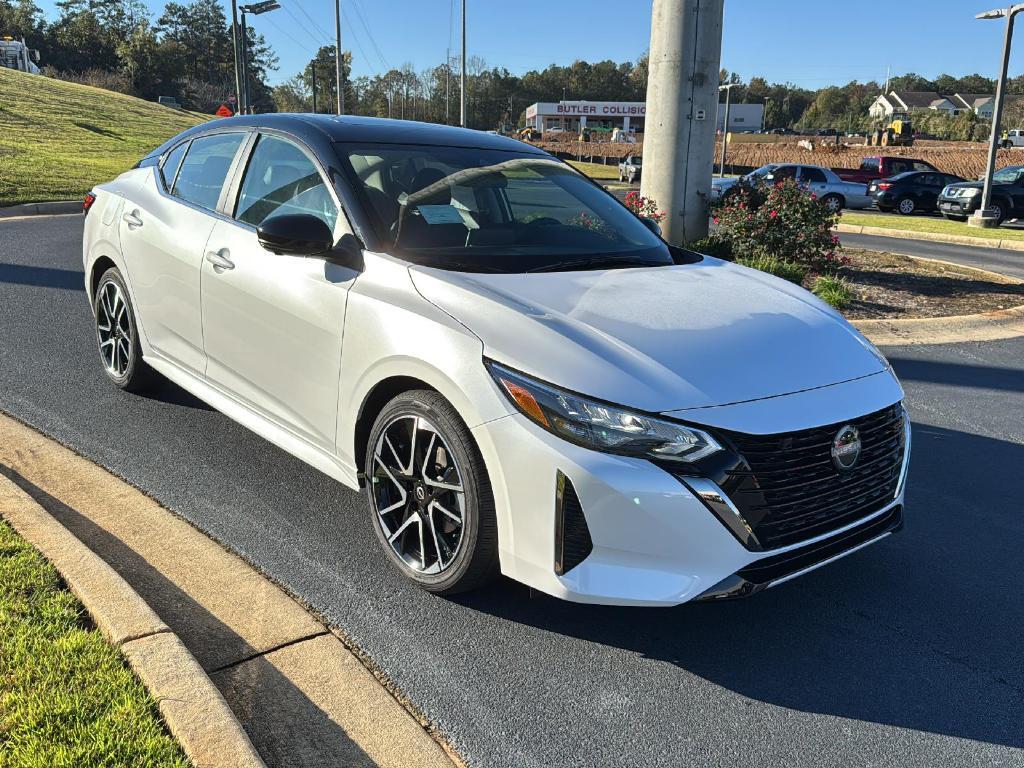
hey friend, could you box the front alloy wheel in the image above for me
[93,268,156,392]
[365,390,498,594]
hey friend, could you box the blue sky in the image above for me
[34,0,1024,89]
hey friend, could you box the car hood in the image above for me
[409,258,887,413]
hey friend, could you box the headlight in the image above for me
[961,188,980,198]
[487,362,722,462]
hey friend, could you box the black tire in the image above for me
[989,201,1006,225]
[896,196,916,215]
[821,193,844,213]
[364,390,499,595]
[92,267,157,393]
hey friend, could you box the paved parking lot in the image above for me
[1,215,1022,767]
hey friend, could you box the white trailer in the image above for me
[0,36,41,74]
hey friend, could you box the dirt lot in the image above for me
[837,249,1024,319]
[532,136,1017,179]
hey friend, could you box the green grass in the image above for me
[0,520,189,768]
[812,274,854,310]
[567,160,622,180]
[736,255,810,285]
[843,211,1024,242]
[0,68,207,207]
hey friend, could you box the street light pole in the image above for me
[230,0,243,114]
[974,4,1024,228]
[460,0,467,127]
[335,0,343,115]
[718,83,735,177]
[238,1,280,115]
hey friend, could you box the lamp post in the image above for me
[230,0,243,114]
[973,4,1024,228]
[238,0,280,115]
[718,83,736,177]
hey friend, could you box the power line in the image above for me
[348,0,389,71]
[279,2,331,48]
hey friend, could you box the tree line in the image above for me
[3,0,1022,136]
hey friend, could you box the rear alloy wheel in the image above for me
[93,268,156,392]
[365,390,498,594]
[897,197,916,215]
[989,201,1006,225]
[821,193,844,213]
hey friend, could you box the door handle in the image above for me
[122,210,143,229]
[205,248,235,272]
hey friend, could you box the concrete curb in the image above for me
[853,304,1024,346]
[0,475,267,768]
[836,221,1024,251]
[0,411,464,768]
[0,200,81,218]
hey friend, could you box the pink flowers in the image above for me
[769,210,778,219]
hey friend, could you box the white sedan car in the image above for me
[83,115,909,606]
[711,163,872,211]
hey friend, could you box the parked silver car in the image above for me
[711,163,872,211]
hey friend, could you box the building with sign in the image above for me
[524,99,764,136]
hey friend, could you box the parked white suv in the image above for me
[82,115,909,606]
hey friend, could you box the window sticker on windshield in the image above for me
[417,204,467,225]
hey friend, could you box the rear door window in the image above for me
[171,132,246,212]
[860,158,880,173]
[801,167,827,183]
[160,141,189,190]
[234,134,338,230]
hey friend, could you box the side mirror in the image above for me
[641,217,662,237]
[257,214,334,256]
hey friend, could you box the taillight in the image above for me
[83,192,97,215]
[876,182,893,191]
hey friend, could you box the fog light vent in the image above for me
[554,471,593,575]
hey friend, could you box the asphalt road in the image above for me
[2,215,1023,768]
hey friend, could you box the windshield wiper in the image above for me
[525,256,666,273]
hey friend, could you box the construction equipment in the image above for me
[0,36,40,74]
[867,118,914,148]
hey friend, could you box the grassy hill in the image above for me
[0,68,208,207]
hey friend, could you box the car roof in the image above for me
[187,113,548,153]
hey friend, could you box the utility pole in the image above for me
[230,0,243,114]
[973,4,1024,228]
[335,0,344,114]
[718,83,735,177]
[445,48,450,124]
[640,0,725,244]
[460,0,467,127]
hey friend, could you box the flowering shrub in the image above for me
[712,179,845,272]
[567,211,611,235]
[623,191,667,223]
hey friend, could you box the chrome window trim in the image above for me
[894,405,912,499]
[158,139,191,193]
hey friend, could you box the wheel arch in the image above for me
[353,374,437,486]
[88,255,118,306]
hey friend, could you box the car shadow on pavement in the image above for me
[0,467,379,768]
[136,377,214,411]
[456,422,1024,750]
[889,356,1024,395]
[0,262,84,291]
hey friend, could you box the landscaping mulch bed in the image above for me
[836,249,1024,320]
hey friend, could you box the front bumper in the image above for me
[473,372,909,607]
[938,196,979,217]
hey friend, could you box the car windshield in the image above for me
[745,164,778,181]
[336,143,673,272]
[992,167,1024,184]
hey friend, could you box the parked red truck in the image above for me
[831,156,939,185]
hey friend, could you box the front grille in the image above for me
[721,404,906,549]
